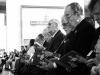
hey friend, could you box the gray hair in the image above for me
[65,2,83,16]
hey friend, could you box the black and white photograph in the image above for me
[0,0,100,75]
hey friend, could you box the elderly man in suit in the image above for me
[45,2,96,75]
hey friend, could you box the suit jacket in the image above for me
[57,18,96,58]
[43,30,65,52]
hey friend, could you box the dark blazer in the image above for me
[57,18,96,58]
[44,30,65,52]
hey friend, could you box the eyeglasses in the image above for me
[65,13,74,20]
[62,23,74,29]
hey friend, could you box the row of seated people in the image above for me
[13,2,100,75]
[0,45,33,73]
[13,16,97,75]
[0,1,98,75]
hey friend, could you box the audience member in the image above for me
[0,52,8,70]
[87,0,100,74]
[43,19,64,52]
[45,2,96,75]
[43,19,60,43]
[27,39,35,60]
[5,52,15,70]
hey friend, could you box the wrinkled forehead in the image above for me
[64,6,73,15]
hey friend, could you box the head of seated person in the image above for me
[43,19,60,43]
[62,2,83,33]
[3,52,8,57]
[47,19,59,31]
[29,39,35,47]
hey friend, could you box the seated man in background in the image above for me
[11,49,19,72]
[42,19,60,42]
[5,52,15,70]
[27,39,35,61]
[14,46,27,75]
[43,19,64,52]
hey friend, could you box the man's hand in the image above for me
[40,61,57,70]
[47,61,57,69]
[87,58,97,67]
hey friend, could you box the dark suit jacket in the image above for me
[43,30,65,52]
[57,18,96,58]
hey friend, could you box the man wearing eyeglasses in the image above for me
[60,2,96,58]
[45,2,96,75]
